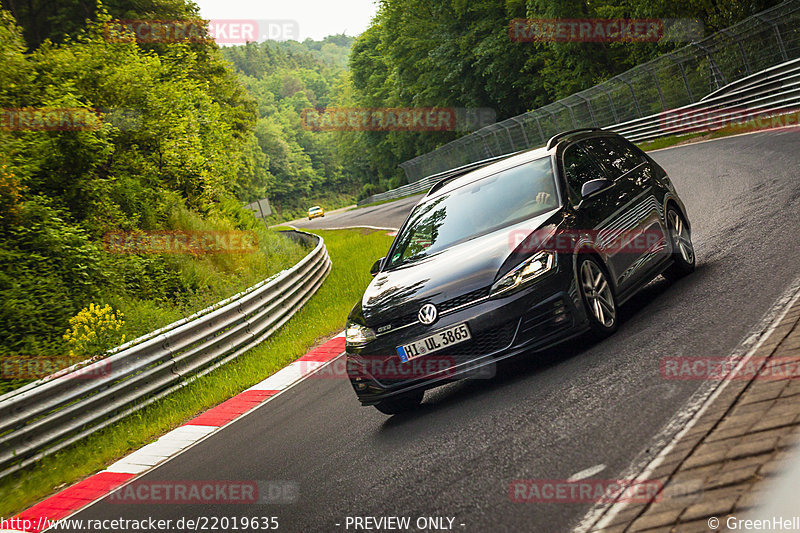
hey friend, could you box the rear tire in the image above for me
[663,208,695,282]
[577,256,619,338]
[373,390,424,415]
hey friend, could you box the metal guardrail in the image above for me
[355,1,800,205]
[0,230,330,479]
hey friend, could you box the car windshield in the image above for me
[386,157,558,269]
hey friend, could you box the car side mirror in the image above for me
[581,178,614,198]
[370,257,385,276]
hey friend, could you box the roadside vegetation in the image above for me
[0,5,312,392]
[0,227,394,517]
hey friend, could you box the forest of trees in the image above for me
[221,36,360,218]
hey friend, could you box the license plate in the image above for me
[397,323,471,362]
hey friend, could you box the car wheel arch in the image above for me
[571,245,617,292]
[664,198,690,232]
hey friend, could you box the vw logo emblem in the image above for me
[418,303,438,325]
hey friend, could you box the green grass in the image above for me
[637,132,709,151]
[0,227,394,517]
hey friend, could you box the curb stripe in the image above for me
[15,472,134,531]
[11,334,347,532]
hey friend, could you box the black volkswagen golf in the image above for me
[346,129,695,414]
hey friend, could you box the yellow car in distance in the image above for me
[308,206,325,220]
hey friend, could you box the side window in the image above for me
[582,138,642,177]
[608,137,648,172]
[562,144,602,205]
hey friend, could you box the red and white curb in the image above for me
[8,334,346,532]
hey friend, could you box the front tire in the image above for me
[663,208,695,282]
[373,390,424,415]
[577,256,619,338]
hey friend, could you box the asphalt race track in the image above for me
[72,129,800,532]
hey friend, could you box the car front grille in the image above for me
[376,286,492,334]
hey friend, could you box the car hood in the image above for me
[358,209,564,325]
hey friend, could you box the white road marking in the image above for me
[567,464,607,482]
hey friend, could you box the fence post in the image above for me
[693,42,727,91]
[619,76,643,117]
[597,84,619,123]
[575,93,599,127]
[510,117,530,149]
[723,29,752,76]
[755,13,789,62]
[671,54,695,104]
[559,101,578,128]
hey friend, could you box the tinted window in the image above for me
[582,137,643,177]
[386,158,558,268]
[563,144,602,204]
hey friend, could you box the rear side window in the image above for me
[562,144,603,205]
[582,137,643,177]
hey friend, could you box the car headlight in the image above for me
[346,321,376,347]
[490,251,556,297]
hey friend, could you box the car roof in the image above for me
[309,206,321,210]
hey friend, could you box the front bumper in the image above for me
[346,269,591,405]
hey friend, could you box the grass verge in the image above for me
[0,227,393,517]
